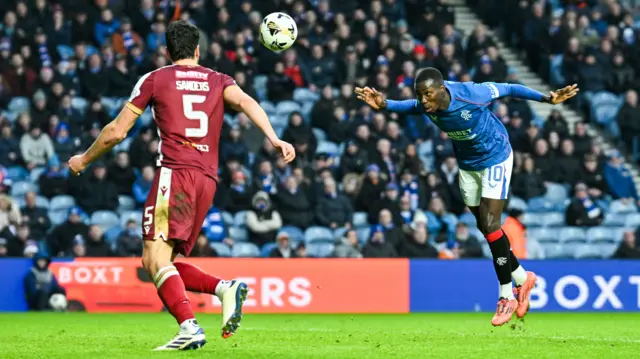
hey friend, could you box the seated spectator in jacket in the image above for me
[71,236,86,257]
[555,139,581,185]
[267,62,296,102]
[133,165,155,207]
[275,175,313,229]
[48,206,89,257]
[246,191,282,247]
[339,141,368,178]
[4,223,31,257]
[108,151,137,196]
[76,162,119,214]
[269,232,298,258]
[0,125,21,167]
[253,159,278,195]
[221,126,249,165]
[377,208,405,251]
[582,154,607,200]
[38,156,69,198]
[400,225,438,258]
[368,182,402,226]
[202,208,231,244]
[84,225,112,257]
[52,122,76,162]
[190,232,219,257]
[501,209,526,259]
[451,223,483,258]
[226,171,254,214]
[21,192,51,241]
[20,125,54,170]
[24,256,66,311]
[603,151,639,207]
[315,178,353,229]
[115,219,143,257]
[617,90,640,151]
[0,194,21,232]
[512,156,546,201]
[333,229,362,258]
[565,183,604,227]
[362,225,398,258]
[613,231,640,259]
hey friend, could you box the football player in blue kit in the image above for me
[355,67,579,326]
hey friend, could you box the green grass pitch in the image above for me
[2,312,639,358]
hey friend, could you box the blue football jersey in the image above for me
[388,81,539,171]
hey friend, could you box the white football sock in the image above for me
[500,283,514,300]
[179,319,200,334]
[512,265,527,286]
[214,280,232,297]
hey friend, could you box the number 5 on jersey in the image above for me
[144,206,154,235]
[183,94,208,137]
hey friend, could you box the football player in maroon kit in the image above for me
[68,20,296,350]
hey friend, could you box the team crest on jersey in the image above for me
[160,186,168,198]
[428,114,439,122]
[461,110,472,121]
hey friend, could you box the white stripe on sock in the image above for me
[154,265,179,288]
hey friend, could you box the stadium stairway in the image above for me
[444,0,640,194]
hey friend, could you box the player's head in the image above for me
[166,20,200,62]
[414,67,446,113]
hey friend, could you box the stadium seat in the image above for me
[586,226,620,243]
[609,199,637,213]
[540,212,564,227]
[526,197,555,213]
[544,183,569,204]
[507,196,528,211]
[558,227,586,242]
[312,128,327,143]
[521,213,543,228]
[603,213,626,227]
[71,97,89,113]
[233,211,247,227]
[593,243,619,258]
[117,195,136,212]
[104,226,122,245]
[301,102,314,120]
[316,141,339,155]
[49,210,68,225]
[333,227,348,239]
[211,242,232,257]
[293,88,320,102]
[253,75,268,92]
[306,242,335,258]
[356,227,371,244]
[526,227,556,242]
[231,242,260,257]
[29,167,47,183]
[35,196,49,209]
[353,212,368,227]
[222,211,234,226]
[304,226,334,243]
[119,210,142,227]
[275,100,301,116]
[8,97,30,113]
[56,44,74,59]
[625,213,640,228]
[229,227,249,242]
[541,243,565,259]
[261,242,278,257]
[49,195,75,212]
[526,239,545,259]
[37,240,49,257]
[574,246,604,259]
[259,101,276,114]
[91,210,120,230]
[6,166,28,181]
[278,226,305,243]
[10,181,36,197]
[459,212,476,227]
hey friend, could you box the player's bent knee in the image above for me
[142,239,175,277]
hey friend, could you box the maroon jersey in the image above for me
[126,64,236,180]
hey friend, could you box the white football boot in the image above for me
[219,280,249,338]
[154,319,206,351]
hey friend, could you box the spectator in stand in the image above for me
[115,219,143,257]
[269,232,296,258]
[190,233,218,257]
[246,191,282,247]
[47,206,89,257]
[617,90,640,151]
[52,123,76,162]
[377,208,405,252]
[362,225,397,258]
[0,238,6,257]
[613,231,640,259]
[107,54,138,98]
[3,53,36,97]
[80,54,109,100]
[399,225,437,258]
[3,222,30,257]
[275,175,314,229]
[21,191,50,241]
[556,139,581,185]
[282,112,317,159]
[0,125,21,167]
[202,208,230,244]
[315,178,353,229]
[582,154,607,200]
[75,162,119,214]
[333,229,362,258]
[0,194,21,232]
[71,236,86,257]
[221,125,249,165]
[133,165,155,207]
[108,151,136,196]
[369,182,402,226]
[543,110,569,138]
[356,164,386,211]
[608,51,635,94]
[452,222,483,259]
[94,8,120,46]
[572,122,592,159]
[58,95,83,136]
[20,122,54,170]
[565,182,604,227]
[578,53,607,94]
[267,62,296,103]
[84,225,112,257]
[236,113,264,154]
[340,140,368,178]
[603,151,639,207]
[512,156,546,201]
[112,17,143,55]
[253,159,278,195]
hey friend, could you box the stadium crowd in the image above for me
[0,0,639,260]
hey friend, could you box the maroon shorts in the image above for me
[142,167,216,256]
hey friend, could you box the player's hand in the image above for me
[548,84,579,104]
[68,155,88,176]
[354,86,386,110]
[272,139,296,163]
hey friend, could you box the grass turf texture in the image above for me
[2,313,639,358]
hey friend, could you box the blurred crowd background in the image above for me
[0,0,639,261]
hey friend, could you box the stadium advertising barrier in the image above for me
[1,258,639,312]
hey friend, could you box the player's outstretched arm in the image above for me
[223,85,296,163]
[68,106,138,175]
[354,86,420,113]
[486,82,579,104]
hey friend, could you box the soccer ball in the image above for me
[49,293,68,311]
[258,12,297,52]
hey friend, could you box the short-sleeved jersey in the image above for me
[396,81,521,171]
[126,64,236,181]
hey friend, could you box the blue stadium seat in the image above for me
[356,227,371,244]
[527,197,556,213]
[104,226,122,245]
[353,212,368,227]
[261,242,278,257]
[222,211,234,226]
[625,213,640,228]
[304,226,334,243]
[544,183,569,204]
[37,240,49,257]
[507,196,528,211]
[49,210,68,225]
[259,101,276,114]
[307,242,335,258]
[91,210,120,230]
[586,226,621,243]
[275,100,301,116]
[609,199,637,213]
[117,195,136,212]
[301,102,314,119]
[119,210,142,227]
[316,141,339,155]
[229,227,248,242]
[540,243,564,259]
[71,97,89,113]
[231,242,260,257]
[521,213,543,228]
[593,243,618,258]
[35,196,49,209]
[8,97,30,113]
[558,227,586,242]
[211,242,232,257]
[312,128,327,143]
[560,243,583,258]
[468,227,483,242]
[574,245,604,259]
[6,166,28,181]
[526,227,556,242]
[49,195,75,212]
[333,227,348,239]
[10,181,36,197]
[56,45,74,59]
[233,211,247,227]
[603,213,626,227]
[540,212,564,227]
[293,88,320,103]
[29,167,47,183]
[278,226,305,243]
[526,239,545,259]
[253,75,268,92]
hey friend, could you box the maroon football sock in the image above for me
[174,261,222,295]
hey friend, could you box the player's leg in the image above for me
[142,167,205,351]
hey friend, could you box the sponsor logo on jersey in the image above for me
[461,110,472,121]
[446,129,476,141]
[160,186,169,198]
[485,83,500,99]
[182,141,210,153]
[428,114,439,122]
[176,81,210,92]
[176,71,208,80]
